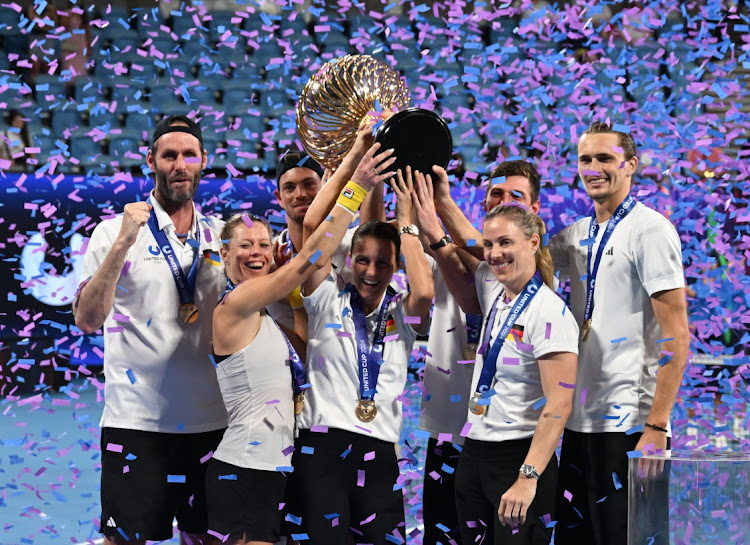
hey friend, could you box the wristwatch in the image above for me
[399,224,419,237]
[429,234,452,251]
[519,464,541,480]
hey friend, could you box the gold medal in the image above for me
[469,393,486,416]
[580,318,592,342]
[178,302,199,324]
[294,392,305,415]
[463,343,478,361]
[355,400,377,422]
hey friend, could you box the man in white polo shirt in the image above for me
[75,115,227,545]
[421,160,542,545]
[549,122,689,545]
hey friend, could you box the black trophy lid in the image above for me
[375,108,453,176]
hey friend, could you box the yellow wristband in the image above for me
[289,286,303,309]
[335,180,367,213]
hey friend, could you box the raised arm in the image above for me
[391,168,434,330]
[221,148,395,329]
[302,124,378,242]
[498,351,577,528]
[431,165,484,258]
[302,143,396,296]
[412,170,482,315]
[74,202,152,333]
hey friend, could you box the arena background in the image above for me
[0,0,748,542]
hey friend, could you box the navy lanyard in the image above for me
[146,197,200,306]
[475,272,543,394]
[348,285,395,401]
[583,195,636,322]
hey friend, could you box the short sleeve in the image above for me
[81,220,119,282]
[525,290,579,359]
[633,216,685,296]
[302,269,342,317]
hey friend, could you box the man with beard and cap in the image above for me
[75,114,227,545]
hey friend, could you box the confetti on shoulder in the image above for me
[403,315,422,324]
[610,337,627,344]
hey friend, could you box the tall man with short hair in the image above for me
[75,115,227,545]
[550,122,689,545]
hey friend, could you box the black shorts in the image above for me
[423,437,463,545]
[99,427,225,541]
[205,458,288,542]
[285,428,406,545]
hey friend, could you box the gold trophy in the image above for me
[296,54,452,173]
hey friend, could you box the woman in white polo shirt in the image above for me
[412,171,579,545]
[285,167,434,545]
[205,143,393,545]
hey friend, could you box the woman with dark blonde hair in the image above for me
[205,143,394,545]
[412,169,579,545]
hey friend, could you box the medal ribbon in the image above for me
[475,272,543,395]
[146,197,200,307]
[348,285,395,402]
[583,195,636,323]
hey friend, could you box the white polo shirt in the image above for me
[80,195,228,433]
[548,202,684,433]
[468,261,579,442]
[418,255,474,442]
[268,226,355,329]
[300,271,419,444]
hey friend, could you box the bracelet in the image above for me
[644,422,668,433]
[335,180,368,213]
[429,235,452,251]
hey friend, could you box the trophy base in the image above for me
[375,108,453,177]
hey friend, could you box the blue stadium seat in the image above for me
[88,109,121,131]
[108,129,145,168]
[34,75,67,102]
[260,89,291,117]
[69,130,104,165]
[51,109,84,133]
[3,31,30,54]
[124,111,156,136]
[222,83,261,117]
[235,115,265,136]
[172,10,207,41]
[208,11,237,43]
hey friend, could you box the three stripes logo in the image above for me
[605,247,614,256]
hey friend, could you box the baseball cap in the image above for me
[151,114,203,147]
[276,148,324,182]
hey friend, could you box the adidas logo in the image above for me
[605,247,614,256]
[106,517,116,528]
